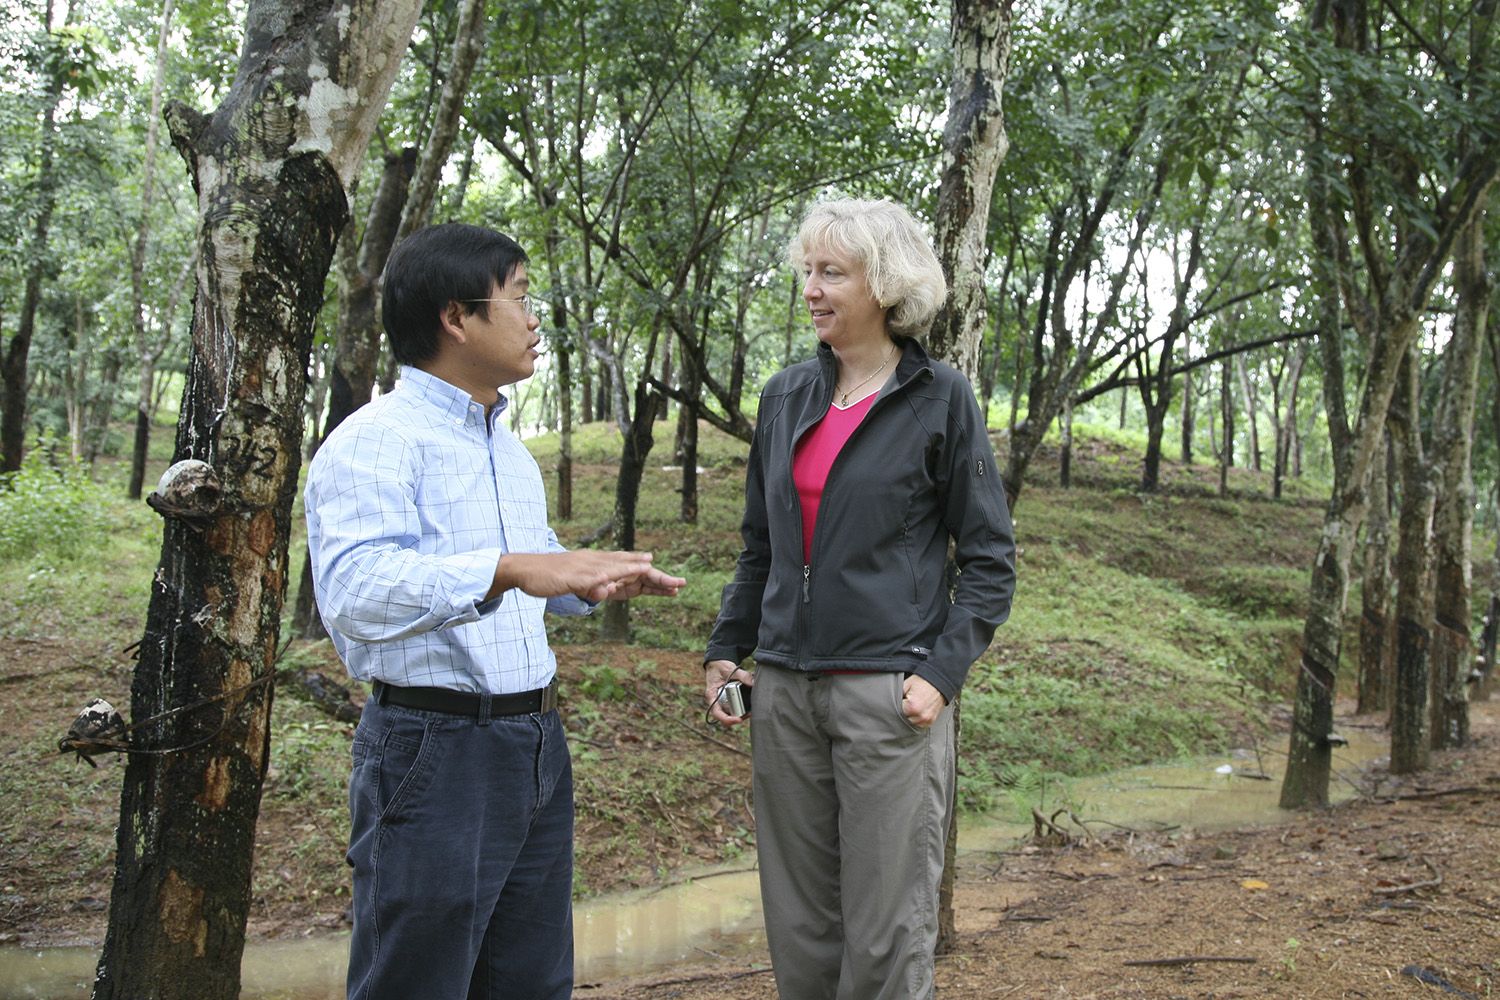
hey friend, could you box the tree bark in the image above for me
[1059,396,1073,489]
[1272,345,1306,500]
[678,357,701,525]
[1280,0,1500,807]
[130,249,196,498]
[92,2,422,997]
[1218,361,1233,497]
[929,0,1014,956]
[1389,349,1435,774]
[126,0,177,498]
[1482,329,1500,703]
[601,378,662,642]
[394,0,486,243]
[1,5,66,473]
[1180,366,1194,465]
[1233,354,1261,473]
[1427,202,1489,748]
[1357,434,1393,714]
[929,0,1014,378]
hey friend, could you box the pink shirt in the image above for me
[792,394,878,562]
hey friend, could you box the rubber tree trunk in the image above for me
[126,0,176,499]
[602,365,663,642]
[91,2,422,997]
[1141,397,1165,492]
[538,220,574,520]
[1218,361,1233,497]
[1059,397,1073,489]
[1389,349,1435,774]
[1480,572,1499,702]
[1426,204,1488,749]
[1233,355,1261,473]
[679,364,701,525]
[1180,367,1194,465]
[1280,4,1499,806]
[929,0,1014,956]
[1,16,63,473]
[1272,345,1306,501]
[1356,435,1393,715]
[393,0,486,245]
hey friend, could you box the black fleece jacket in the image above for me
[705,336,1016,702]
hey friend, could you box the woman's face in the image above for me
[800,243,888,350]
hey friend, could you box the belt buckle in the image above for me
[540,681,558,714]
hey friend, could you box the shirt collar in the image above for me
[398,366,511,427]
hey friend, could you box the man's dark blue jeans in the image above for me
[345,695,574,1000]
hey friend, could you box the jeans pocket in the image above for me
[373,718,430,819]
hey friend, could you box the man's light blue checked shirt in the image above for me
[304,366,592,695]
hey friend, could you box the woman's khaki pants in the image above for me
[750,665,956,1000]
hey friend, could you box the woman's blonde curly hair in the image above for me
[787,199,949,337]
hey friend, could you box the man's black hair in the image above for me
[382,223,530,365]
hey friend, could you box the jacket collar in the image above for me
[815,336,933,397]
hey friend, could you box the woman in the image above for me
[704,198,1016,1000]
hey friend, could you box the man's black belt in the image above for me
[373,679,558,717]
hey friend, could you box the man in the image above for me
[304,222,685,1000]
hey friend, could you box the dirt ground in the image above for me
[582,697,1500,1000]
[4,627,1497,999]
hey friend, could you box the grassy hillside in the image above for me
[0,419,1362,941]
[521,421,1329,809]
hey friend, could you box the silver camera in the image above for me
[717,679,750,717]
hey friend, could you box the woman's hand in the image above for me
[704,659,752,727]
[901,674,947,729]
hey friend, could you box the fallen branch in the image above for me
[641,865,758,898]
[1031,807,1097,847]
[636,966,776,989]
[1387,785,1493,801]
[1371,856,1443,896]
[1400,965,1481,999]
[1123,956,1258,967]
[1237,901,1269,922]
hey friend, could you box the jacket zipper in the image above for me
[795,348,925,652]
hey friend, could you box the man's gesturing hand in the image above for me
[490,551,684,603]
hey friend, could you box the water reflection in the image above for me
[0,732,1386,1000]
[959,727,1388,856]
[0,868,767,1000]
[575,868,764,979]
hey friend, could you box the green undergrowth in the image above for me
[7,421,1343,906]
[515,424,1330,828]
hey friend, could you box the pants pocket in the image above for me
[366,712,433,821]
[889,672,923,733]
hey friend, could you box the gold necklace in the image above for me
[835,342,897,408]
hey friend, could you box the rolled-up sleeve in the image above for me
[307,424,503,642]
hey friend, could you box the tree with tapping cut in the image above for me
[928,0,1015,956]
[91,1,422,996]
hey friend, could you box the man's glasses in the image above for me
[459,294,539,314]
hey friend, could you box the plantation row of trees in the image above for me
[1,0,1496,995]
